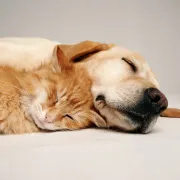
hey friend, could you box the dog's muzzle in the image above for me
[133,88,168,115]
[96,88,168,133]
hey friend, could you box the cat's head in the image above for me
[24,46,107,131]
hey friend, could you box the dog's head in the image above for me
[58,41,168,133]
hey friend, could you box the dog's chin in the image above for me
[94,101,158,134]
[117,110,158,134]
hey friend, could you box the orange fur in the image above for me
[0,47,105,134]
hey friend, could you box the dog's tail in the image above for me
[161,108,180,118]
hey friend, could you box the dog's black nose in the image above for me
[145,88,168,114]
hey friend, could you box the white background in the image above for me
[0,0,179,93]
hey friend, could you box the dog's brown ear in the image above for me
[161,108,180,118]
[58,41,114,63]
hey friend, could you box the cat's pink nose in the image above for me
[45,115,54,123]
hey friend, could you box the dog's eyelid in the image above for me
[122,57,137,72]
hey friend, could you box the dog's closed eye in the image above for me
[122,57,137,72]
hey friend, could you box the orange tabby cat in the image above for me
[0,47,106,134]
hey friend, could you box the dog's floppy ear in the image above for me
[52,45,73,73]
[58,40,114,63]
[161,108,180,118]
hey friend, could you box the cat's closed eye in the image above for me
[63,114,74,120]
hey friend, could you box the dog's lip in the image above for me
[95,98,158,133]
[97,98,145,119]
[96,98,157,119]
[95,98,146,125]
[115,107,159,133]
[117,107,144,119]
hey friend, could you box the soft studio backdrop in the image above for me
[0,0,179,94]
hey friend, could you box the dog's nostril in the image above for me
[96,95,105,101]
[153,94,161,103]
[145,88,168,113]
[147,88,162,103]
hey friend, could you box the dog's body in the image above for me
[0,37,179,133]
[0,37,57,71]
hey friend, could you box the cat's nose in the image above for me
[45,114,54,123]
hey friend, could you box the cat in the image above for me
[0,46,106,134]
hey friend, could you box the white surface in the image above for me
[0,94,180,180]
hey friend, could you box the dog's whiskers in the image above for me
[116,89,136,105]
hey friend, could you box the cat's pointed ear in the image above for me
[52,45,72,73]
[90,110,107,128]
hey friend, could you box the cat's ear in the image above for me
[90,110,107,128]
[52,45,72,73]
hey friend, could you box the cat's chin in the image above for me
[33,117,60,131]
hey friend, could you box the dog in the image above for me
[0,37,179,133]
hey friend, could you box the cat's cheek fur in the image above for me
[28,100,46,127]
[39,123,60,131]
[35,87,48,104]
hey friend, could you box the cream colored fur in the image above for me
[0,37,58,70]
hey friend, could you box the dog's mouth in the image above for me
[111,104,158,134]
[95,96,159,134]
[117,109,158,133]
